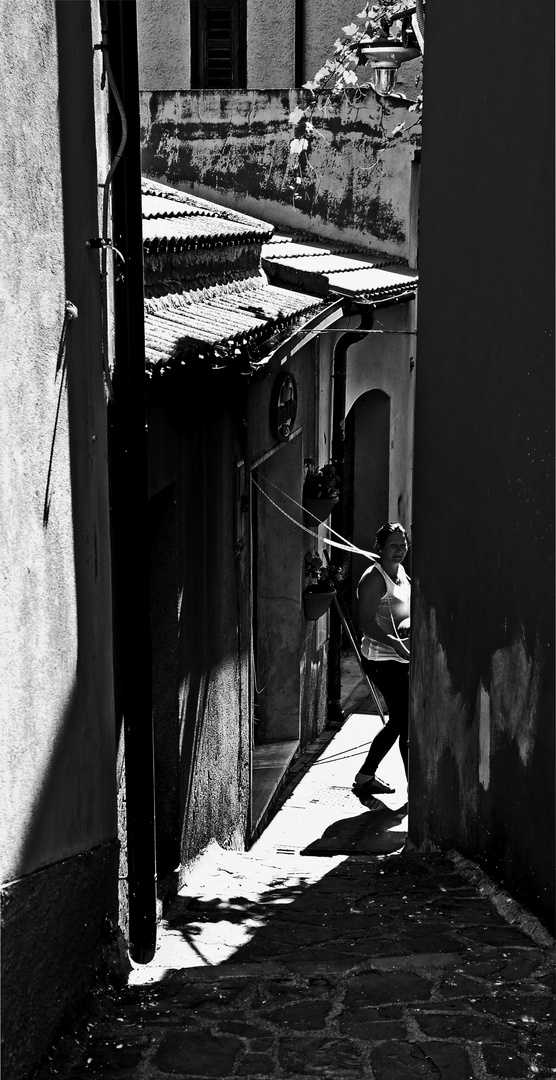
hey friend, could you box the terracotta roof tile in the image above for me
[143,214,266,252]
[262,234,417,301]
[141,178,273,249]
[144,277,325,373]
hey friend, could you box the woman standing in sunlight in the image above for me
[353,522,410,798]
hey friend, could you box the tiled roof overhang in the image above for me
[144,277,328,375]
[142,180,273,253]
[262,235,417,303]
[143,215,270,253]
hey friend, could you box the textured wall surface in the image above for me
[140,89,419,258]
[1,0,116,884]
[409,0,555,930]
[1,844,120,1080]
[1,2,120,1075]
[247,0,296,87]
[137,0,190,89]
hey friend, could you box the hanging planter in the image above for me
[303,459,340,525]
[303,495,339,524]
[303,550,338,620]
[302,587,336,621]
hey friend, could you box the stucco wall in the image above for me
[1,0,116,878]
[409,1,554,930]
[1,2,119,1074]
[137,0,190,89]
[140,89,419,258]
[247,0,296,87]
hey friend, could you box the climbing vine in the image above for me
[287,1,423,203]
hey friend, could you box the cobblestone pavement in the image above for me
[42,703,555,1080]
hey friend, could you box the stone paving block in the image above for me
[278,1035,366,1077]
[83,1044,145,1070]
[152,1030,243,1076]
[260,999,332,1030]
[370,1040,475,1079]
[481,1043,531,1077]
[461,924,544,947]
[250,1038,276,1053]
[217,1020,272,1041]
[283,958,357,977]
[414,1010,516,1043]
[460,953,545,984]
[462,991,555,1024]
[344,970,433,1007]
[235,1052,276,1075]
[172,983,247,1009]
[369,951,461,971]
[253,979,326,1007]
[397,930,467,954]
[338,1008,408,1041]
[253,921,341,949]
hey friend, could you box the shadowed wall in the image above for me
[409,0,554,931]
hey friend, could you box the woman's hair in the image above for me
[375,522,408,550]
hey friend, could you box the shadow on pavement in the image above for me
[301,801,408,856]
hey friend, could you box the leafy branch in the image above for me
[287,1,422,202]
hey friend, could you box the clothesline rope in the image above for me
[251,473,379,561]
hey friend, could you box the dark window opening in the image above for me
[191,0,246,88]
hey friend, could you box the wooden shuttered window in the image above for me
[191,0,246,88]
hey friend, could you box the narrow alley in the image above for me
[43,674,555,1080]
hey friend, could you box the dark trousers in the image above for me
[360,658,410,778]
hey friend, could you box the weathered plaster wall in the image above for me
[1,2,119,1075]
[140,90,419,258]
[410,0,554,930]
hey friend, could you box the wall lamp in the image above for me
[358,2,424,96]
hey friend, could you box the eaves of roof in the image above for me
[144,277,329,376]
[262,234,418,303]
[142,178,273,253]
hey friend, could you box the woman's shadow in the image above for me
[300,797,408,857]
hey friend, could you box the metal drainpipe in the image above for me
[327,315,375,722]
[295,0,305,87]
[104,0,157,964]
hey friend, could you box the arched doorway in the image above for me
[348,388,391,607]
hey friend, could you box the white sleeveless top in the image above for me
[358,563,410,664]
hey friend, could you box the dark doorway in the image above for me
[349,389,391,608]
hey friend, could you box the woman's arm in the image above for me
[358,568,410,660]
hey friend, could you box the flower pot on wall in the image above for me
[303,496,339,525]
[302,588,336,621]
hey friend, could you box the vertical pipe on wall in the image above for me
[103,0,157,964]
[295,0,304,87]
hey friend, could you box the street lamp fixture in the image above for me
[359,7,423,96]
